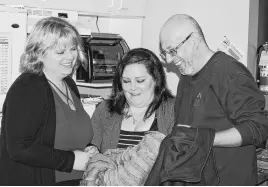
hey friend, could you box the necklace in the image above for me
[125,113,143,125]
[125,107,146,125]
[47,79,75,108]
[132,117,142,125]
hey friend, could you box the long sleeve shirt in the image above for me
[174,51,268,185]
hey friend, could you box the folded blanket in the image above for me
[80,131,165,186]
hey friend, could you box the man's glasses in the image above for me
[160,32,193,60]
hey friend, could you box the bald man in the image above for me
[159,14,268,185]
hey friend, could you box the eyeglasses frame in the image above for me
[160,32,193,60]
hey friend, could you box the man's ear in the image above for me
[191,33,202,47]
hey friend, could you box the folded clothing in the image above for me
[80,131,166,186]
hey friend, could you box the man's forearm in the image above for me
[213,127,242,147]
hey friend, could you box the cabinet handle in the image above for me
[108,0,114,8]
[118,0,128,10]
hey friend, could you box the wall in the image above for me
[247,0,259,80]
[258,0,268,47]
[142,0,257,95]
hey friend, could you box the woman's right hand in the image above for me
[73,150,94,171]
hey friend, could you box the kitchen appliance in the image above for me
[76,33,130,83]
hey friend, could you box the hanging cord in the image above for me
[47,79,75,107]
[96,16,100,33]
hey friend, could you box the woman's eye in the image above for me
[137,79,145,83]
[56,51,64,55]
[122,80,130,84]
[70,47,77,51]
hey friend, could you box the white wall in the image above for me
[142,0,253,95]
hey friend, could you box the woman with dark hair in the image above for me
[79,48,175,185]
[91,48,175,153]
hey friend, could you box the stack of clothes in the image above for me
[80,131,165,186]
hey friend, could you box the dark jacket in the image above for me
[145,126,219,186]
[0,73,80,185]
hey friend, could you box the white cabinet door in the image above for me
[108,18,143,49]
[0,0,147,17]
[42,0,115,15]
[0,0,114,15]
[113,0,147,17]
[75,0,147,17]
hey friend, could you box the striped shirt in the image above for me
[117,118,158,148]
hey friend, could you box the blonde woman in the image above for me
[0,17,96,185]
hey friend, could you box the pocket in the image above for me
[171,139,193,156]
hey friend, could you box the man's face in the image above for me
[160,32,196,76]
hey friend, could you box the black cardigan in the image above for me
[0,73,80,185]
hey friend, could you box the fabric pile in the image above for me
[80,131,165,186]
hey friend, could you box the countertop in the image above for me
[76,81,112,88]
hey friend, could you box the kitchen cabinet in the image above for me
[42,0,115,16]
[48,0,147,17]
[110,0,147,17]
[0,0,147,17]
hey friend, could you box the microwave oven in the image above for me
[76,33,130,83]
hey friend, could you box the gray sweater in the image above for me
[91,98,175,153]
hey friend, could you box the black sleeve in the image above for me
[5,76,75,172]
[225,73,268,146]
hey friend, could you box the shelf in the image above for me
[76,81,112,88]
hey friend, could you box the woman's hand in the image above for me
[84,146,99,155]
[84,160,114,181]
[73,150,94,171]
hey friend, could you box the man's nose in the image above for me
[165,53,174,63]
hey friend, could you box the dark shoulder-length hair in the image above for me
[107,48,174,119]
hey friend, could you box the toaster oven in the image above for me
[76,33,130,83]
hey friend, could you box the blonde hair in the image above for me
[20,16,87,75]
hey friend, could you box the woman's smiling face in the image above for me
[121,63,155,108]
[42,38,78,78]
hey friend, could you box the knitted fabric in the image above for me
[80,131,165,186]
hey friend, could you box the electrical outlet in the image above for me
[58,13,68,18]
